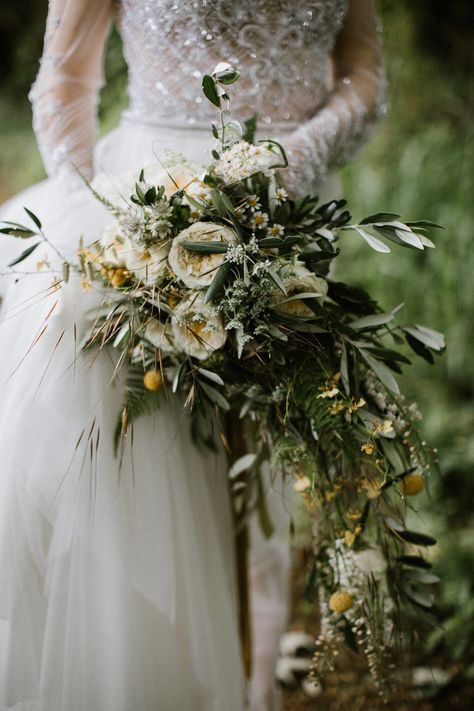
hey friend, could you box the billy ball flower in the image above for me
[329,590,354,615]
[329,590,354,614]
[400,472,424,496]
[168,222,235,288]
[143,369,163,391]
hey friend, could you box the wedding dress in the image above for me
[0,1,385,709]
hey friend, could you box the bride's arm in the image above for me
[285,0,386,193]
[29,0,114,180]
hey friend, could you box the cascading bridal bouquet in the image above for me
[3,64,445,696]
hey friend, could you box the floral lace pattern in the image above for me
[118,0,349,126]
[29,0,386,190]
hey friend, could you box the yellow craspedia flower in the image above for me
[109,268,129,288]
[401,472,424,496]
[329,590,354,614]
[143,370,163,392]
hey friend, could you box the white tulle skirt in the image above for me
[0,115,303,711]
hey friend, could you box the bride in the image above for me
[0,1,385,709]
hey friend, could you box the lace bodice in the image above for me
[29,0,386,192]
[118,0,348,126]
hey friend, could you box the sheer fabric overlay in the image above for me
[30,0,386,192]
[1,2,385,710]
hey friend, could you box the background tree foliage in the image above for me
[0,0,473,698]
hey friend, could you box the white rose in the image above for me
[171,294,227,360]
[273,262,328,317]
[353,548,387,578]
[143,318,175,353]
[168,222,235,289]
[120,235,170,285]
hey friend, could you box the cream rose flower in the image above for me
[143,318,176,353]
[273,262,328,317]
[120,235,170,285]
[171,294,226,360]
[168,222,235,289]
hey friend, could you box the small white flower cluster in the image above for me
[146,200,174,240]
[251,259,273,276]
[328,538,366,592]
[118,199,173,245]
[213,140,276,183]
[226,236,259,265]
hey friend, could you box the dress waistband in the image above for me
[120,110,299,135]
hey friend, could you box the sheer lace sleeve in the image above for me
[29,0,114,180]
[284,0,387,194]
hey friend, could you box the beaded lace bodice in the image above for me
[29,0,386,192]
[118,0,348,126]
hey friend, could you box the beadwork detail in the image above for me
[29,0,387,190]
[118,0,349,125]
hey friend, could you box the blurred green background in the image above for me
[0,0,473,701]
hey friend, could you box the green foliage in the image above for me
[339,4,474,669]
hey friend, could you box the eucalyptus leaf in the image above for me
[404,585,435,609]
[24,207,42,230]
[268,269,287,295]
[360,212,400,224]
[349,312,395,329]
[181,240,229,254]
[199,380,230,410]
[398,555,432,569]
[112,323,130,348]
[359,348,400,394]
[0,227,36,238]
[202,74,220,107]
[405,220,444,229]
[405,570,441,585]
[228,453,257,479]
[203,261,231,304]
[197,368,225,386]
[404,326,445,351]
[349,226,391,253]
[398,530,437,546]
[8,242,41,267]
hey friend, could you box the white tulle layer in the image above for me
[0,117,303,711]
